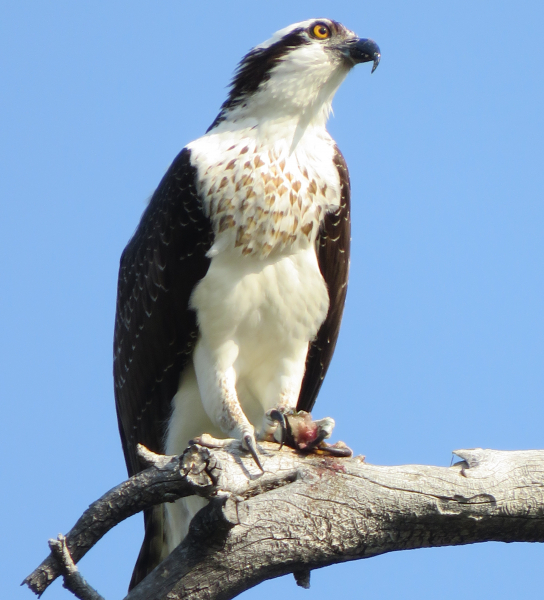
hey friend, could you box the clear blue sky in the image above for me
[3,2,543,599]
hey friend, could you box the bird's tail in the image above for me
[129,505,168,590]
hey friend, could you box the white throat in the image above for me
[213,46,352,151]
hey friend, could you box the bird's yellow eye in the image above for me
[311,23,331,40]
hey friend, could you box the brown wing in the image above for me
[114,147,213,479]
[114,148,214,588]
[297,146,351,412]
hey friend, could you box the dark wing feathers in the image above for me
[114,148,213,478]
[297,146,351,412]
[115,144,349,589]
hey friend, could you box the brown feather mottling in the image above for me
[202,140,341,259]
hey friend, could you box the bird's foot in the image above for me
[189,433,234,449]
[262,409,353,458]
[261,408,288,448]
[190,432,264,472]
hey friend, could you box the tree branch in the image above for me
[23,445,220,595]
[48,535,105,600]
[24,444,544,600]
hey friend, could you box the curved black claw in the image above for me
[267,409,287,450]
[317,443,353,457]
[244,434,264,472]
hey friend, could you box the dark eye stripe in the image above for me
[208,28,308,131]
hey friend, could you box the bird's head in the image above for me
[208,19,380,138]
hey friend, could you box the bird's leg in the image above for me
[213,375,264,470]
[259,350,308,446]
[193,341,264,471]
[259,351,352,457]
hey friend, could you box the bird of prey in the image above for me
[114,18,380,588]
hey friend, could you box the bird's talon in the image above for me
[243,434,264,472]
[314,441,354,457]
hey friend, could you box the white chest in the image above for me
[187,126,342,259]
[186,123,339,419]
[192,247,329,351]
[190,246,329,418]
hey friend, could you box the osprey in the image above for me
[114,18,380,587]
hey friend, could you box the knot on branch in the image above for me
[293,568,311,589]
[181,444,222,493]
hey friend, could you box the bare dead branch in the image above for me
[24,444,544,600]
[23,441,297,596]
[48,535,105,600]
[23,445,216,595]
[125,446,544,600]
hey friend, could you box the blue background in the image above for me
[3,1,543,598]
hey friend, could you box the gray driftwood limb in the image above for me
[25,444,544,600]
[24,445,220,595]
[48,535,105,600]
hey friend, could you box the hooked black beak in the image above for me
[346,38,381,73]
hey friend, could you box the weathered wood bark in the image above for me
[24,443,544,600]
